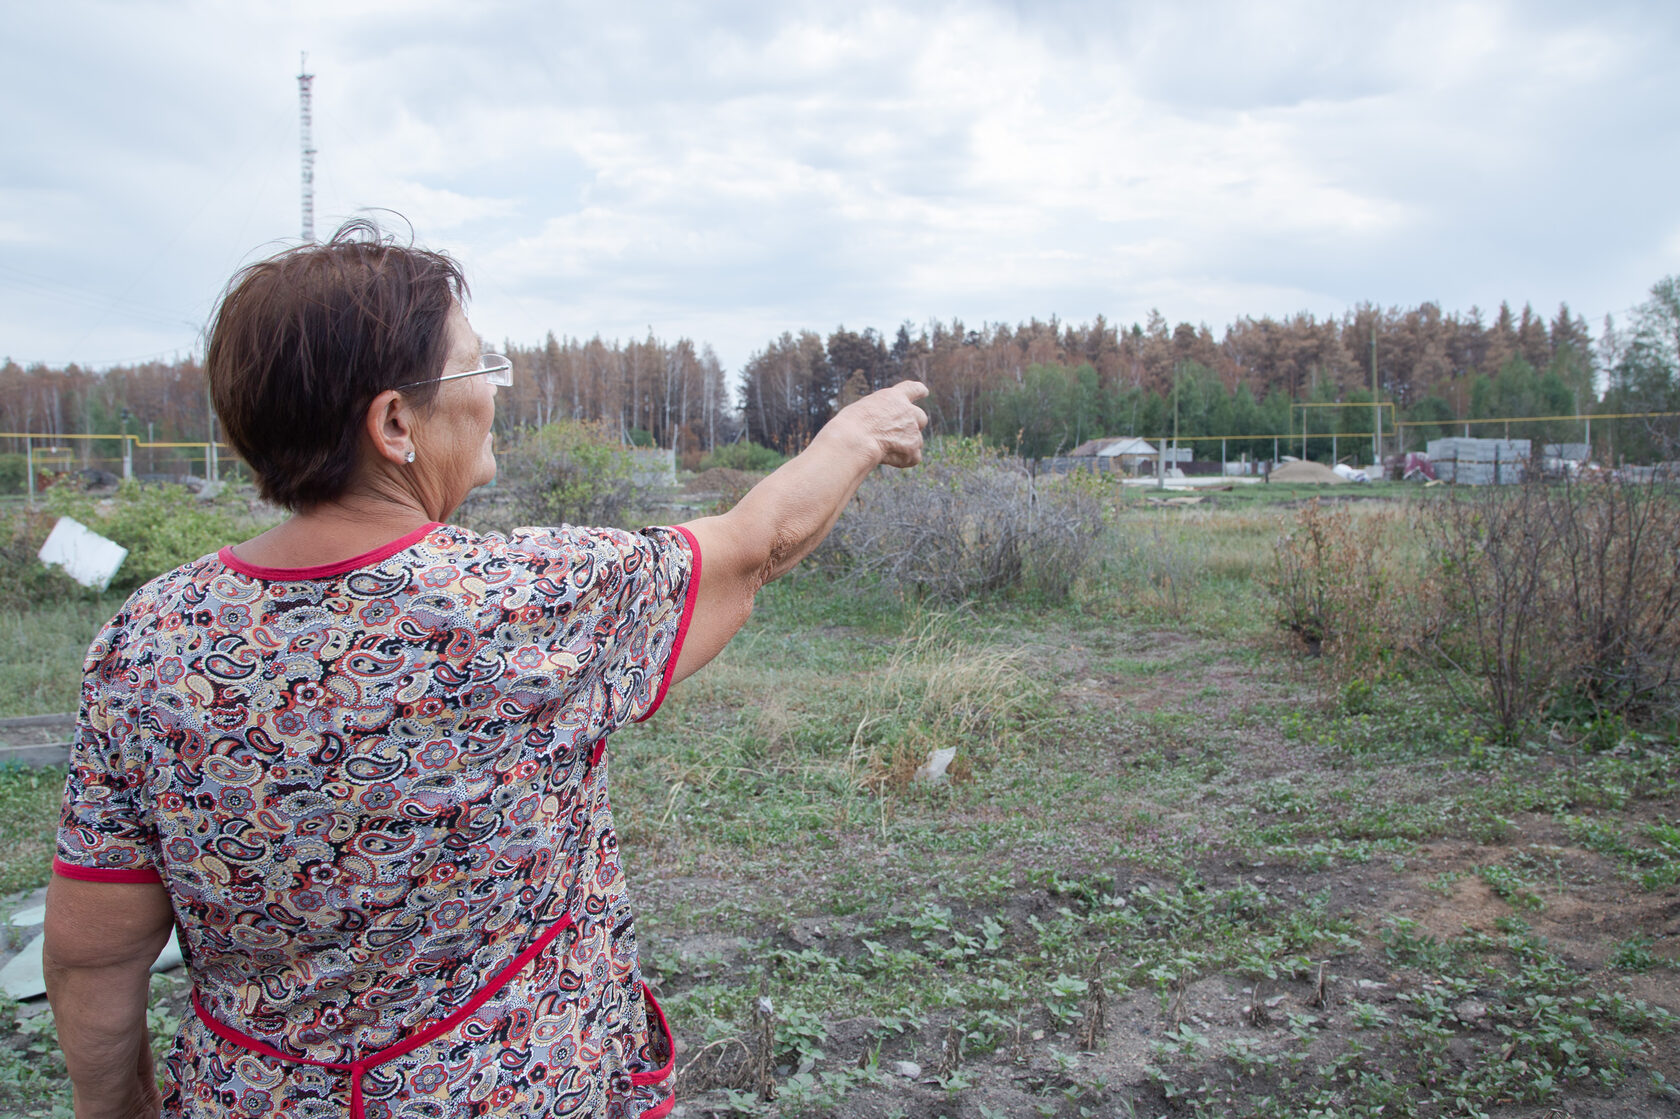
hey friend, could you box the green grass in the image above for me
[4,487,1678,1118]
[0,767,64,896]
[0,595,125,718]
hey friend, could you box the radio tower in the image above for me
[298,53,316,242]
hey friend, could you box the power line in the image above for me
[0,265,200,332]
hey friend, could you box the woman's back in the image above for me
[60,522,693,1114]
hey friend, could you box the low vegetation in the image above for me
[468,418,656,530]
[823,439,1113,603]
[1,474,1676,1117]
[0,481,274,610]
[1273,479,1680,741]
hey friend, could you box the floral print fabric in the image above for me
[56,521,697,1118]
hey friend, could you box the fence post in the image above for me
[1027,458,1037,538]
[25,438,34,504]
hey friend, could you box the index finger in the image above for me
[894,379,929,403]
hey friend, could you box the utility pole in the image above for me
[298,53,317,242]
[1172,363,1180,480]
[206,384,217,483]
[1371,324,1381,468]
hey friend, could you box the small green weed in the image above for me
[1477,863,1544,911]
[1563,813,1680,890]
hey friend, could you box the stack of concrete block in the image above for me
[1426,438,1531,485]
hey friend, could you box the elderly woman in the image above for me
[44,220,927,1119]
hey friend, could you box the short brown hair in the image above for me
[206,218,469,509]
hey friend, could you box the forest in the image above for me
[3,276,1676,472]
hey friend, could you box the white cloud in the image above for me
[1,0,1676,371]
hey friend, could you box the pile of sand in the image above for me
[1268,460,1348,484]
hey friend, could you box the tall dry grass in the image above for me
[845,611,1039,792]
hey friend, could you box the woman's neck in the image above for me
[229,492,438,571]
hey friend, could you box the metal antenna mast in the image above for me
[298,53,316,242]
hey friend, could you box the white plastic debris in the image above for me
[913,746,957,783]
[151,930,185,974]
[38,517,127,590]
[0,934,46,1000]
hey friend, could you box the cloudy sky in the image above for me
[4,0,1677,375]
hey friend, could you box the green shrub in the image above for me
[493,420,650,528]
[0,454,26,495]
[699,441,787,474]
[0,483,270,607]
[0,504,84,610]
[41,481,273,594]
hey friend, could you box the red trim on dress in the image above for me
[636,524,701,725]
[630,984,677,1086]
[218,522,442,581]
[193,910,575,1119]
[51,857,162,884]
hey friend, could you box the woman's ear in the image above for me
[364,389,415,467]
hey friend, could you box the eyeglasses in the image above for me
[396,354,513,391]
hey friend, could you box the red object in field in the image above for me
[1402,453,1436,481]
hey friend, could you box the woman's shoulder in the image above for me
[84,551,227,668]
[494,523,690,571]
[415,523,691,608]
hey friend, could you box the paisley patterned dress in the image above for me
[55,521,699,1119]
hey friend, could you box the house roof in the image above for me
[1096,437,1158,457]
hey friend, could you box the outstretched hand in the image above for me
[838,380,930,469]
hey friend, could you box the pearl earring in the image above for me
[404,451,416,464]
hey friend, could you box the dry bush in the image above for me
[683,467,761,516]
[1422,485,1565,737]
[1552,483,1680,725]
[1268,501,1431,686]
[824,442,1111,602]
[1423,479,1680,738]
[1276,481,1680,739]
[1028,471,1117,599]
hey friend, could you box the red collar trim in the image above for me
[219,523,443,581]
